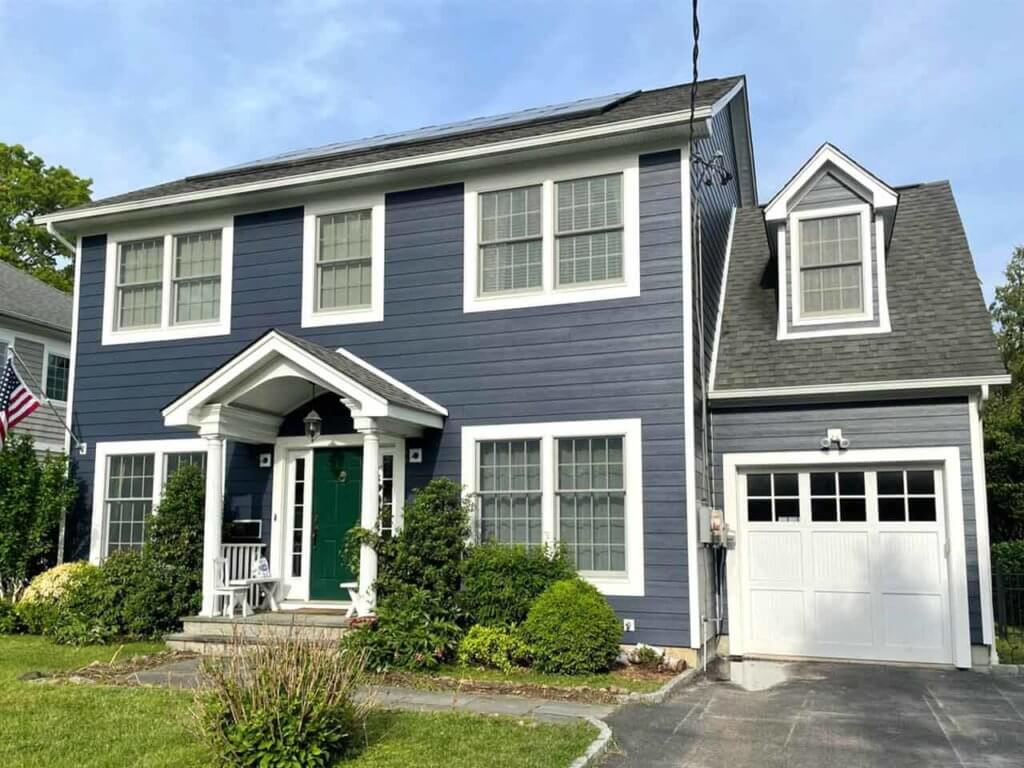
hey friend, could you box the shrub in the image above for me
[0,599,23,634]
[16,561,95,634]
[523,579,622,675]
[628,643,664,668]
[993,540,1024,575]
[345,585,462,673]
[459,543,576,627]
[0,435,77,599]
[50,551,151,645]
[457,624,532,672]
[194,633,368,768]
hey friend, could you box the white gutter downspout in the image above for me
[46,221,76,254]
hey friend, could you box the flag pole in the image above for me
[6,345,83,452]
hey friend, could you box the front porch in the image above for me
[166,606,357,654]
[161,329,447,620]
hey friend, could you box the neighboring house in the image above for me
[37,75,1008,668]
[0,260,72,453]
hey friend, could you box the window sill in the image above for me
[583,571,645,597]
[463,280,639,314]
[101,319,231,346]
[301,304,384,328]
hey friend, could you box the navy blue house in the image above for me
[38,76,1008,667]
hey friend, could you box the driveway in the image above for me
[601,661,1024,768]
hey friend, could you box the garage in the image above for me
[724,450,969,666]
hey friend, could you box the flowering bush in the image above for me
[16,561,96,634]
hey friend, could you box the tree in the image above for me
[986,246,1024,541]
[0,434,78,599]
[1,143,91,291]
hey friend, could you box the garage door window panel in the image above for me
[878,469,937,522]
[810,471,866,522]
[747,472,799,522]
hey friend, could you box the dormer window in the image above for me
[798,214,863,317]
[763,144,898,340]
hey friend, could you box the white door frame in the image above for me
[270,433,406,605]
[722,447,971,669]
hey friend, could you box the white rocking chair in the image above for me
[213,556,251,617]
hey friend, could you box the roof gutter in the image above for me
[35,97,734,228]
[708,374,1013,403]
[45,221,76,255]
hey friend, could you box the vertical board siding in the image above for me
[68,151,691,647]
[710,397,984,644]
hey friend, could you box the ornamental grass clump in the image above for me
[193,631,370,768]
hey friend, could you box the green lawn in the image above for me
[0,636,595,768]
[382,663,669,695]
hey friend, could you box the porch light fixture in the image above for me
[303,383,322,441]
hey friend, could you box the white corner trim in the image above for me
[100,214,234,346]
[875,216,892,333]
[462,152,642,313]
[721,446,972,669]
[37,103,730,228]
[680,145,700,649]
[89,437,208,563]
[969,392,995,645]
[764,143,898,222]
[708,374,1013,401]
[787,203,874,328]
[301,190,385,328]
[708,207,736,392]
[460,418,645,597]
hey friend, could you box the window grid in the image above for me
[291,458,306,578]
[877,469,937,523]
[746,472,800,522]
[173,230,222,324]
[478,186,543,295]
[379,454,395,539]
[105,454,154,553]
[477,440,542,547]
[555,174,624,287]
[117,238,164,329]
[164,452,206,484]
[810,471,867,523]
[317,210,372,310]
[799,214,862,316]
[45,353,70,401]
[556,436,626,573]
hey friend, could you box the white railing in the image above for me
[221,543,266,607]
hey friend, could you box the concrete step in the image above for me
[181,613,354,639]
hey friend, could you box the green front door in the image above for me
[310,447,362,600]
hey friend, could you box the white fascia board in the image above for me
[708,207,737,392]
[764,143,898,222]
[37,106,720,227]
[709,374,1013,401]
[332,345,447,416]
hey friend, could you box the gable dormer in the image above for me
[764,144,898,339]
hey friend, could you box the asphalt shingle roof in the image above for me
[67,77,743,213]
[0,260,72,333]
[712,181,1006,391]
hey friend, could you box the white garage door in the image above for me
[738,466,952,664]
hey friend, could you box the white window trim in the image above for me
[101,215,234,346]
[463,152,641,313]
[43,349,71,403]
[90,438,209,563]
[301,191,385,328]
[788,203,874,327]
[461,418,645,596]
[721,447,972,669]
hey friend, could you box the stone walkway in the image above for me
[127,658,616,723]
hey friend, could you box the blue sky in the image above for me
[1,0,1021,299]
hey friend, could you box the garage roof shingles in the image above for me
[712,181,1006,391]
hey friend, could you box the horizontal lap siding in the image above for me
[67,151,691,647]
[710,397,984,644]
[11,335,66,450]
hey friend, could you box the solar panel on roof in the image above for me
[199,90,638,178]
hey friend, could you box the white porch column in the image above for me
[358,427,380,613]
[200,433,225,617]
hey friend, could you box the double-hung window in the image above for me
[302,194,385,327]
[797,214,863,317]
[478,187,543,295]
[464,155,640,312]
[463,419,644,596]
[45,353,70,402]
[105,454,155,554]
[104,219,232,345]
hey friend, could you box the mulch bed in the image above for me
[375,665,678,705]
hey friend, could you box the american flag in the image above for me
[0,357,40,446]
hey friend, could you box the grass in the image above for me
[385,663,669,695]
[0,636,596,768]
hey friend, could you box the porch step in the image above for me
[169,612,356,653]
